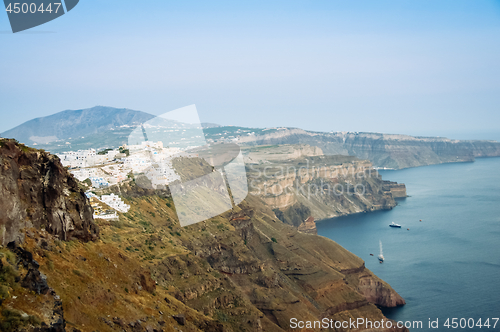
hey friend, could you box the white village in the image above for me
[57,141,195,220]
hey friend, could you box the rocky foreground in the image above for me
[0,139,407,331]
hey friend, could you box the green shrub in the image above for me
[0,308,25,331]
[4,252,16,265]
[214,311,228,323]
[0,264,19,285]
[0,285,9,301]
[28,315,41,326]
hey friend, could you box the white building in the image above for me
[93,210,119,220]
[58,149,97,168]
[90,177,109,188]
[71,168,102,182]
[99,193,130,213]
[61,142,196,189]
[58,148,119,169]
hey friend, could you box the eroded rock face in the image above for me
[237,128,500,169]
[343,263,406,308]
[4,242,66,331]
[249,156,402,222]
[356,275,406,307]
[383,180,407,198]
[0,139,98,244]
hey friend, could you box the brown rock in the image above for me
[172,314,186,326]
[297,216,317,235]
[0,139,99,244]
[140,272,156,292]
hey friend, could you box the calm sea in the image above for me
[316,157,500,330]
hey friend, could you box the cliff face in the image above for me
[340,133,485,169]
[115,192,407,332]
[232,128,500,169]
[0,139,98,244]
[246,153,402,224]
[0,143,407,332]
[383,181,407,198]
[243,144,323,164]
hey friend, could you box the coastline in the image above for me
[316,157,500,327]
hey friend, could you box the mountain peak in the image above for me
[1,106,155,145]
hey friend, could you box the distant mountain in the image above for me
[4,106,500,169]
[200,122,221,128]
[1,106,155,145]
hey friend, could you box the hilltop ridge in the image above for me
[1,106,154,146]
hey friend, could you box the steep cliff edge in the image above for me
[112,188,407,331]
[245,149,405,229]
[226,127,500,169]
[0,139,99,244]
[0,143,407,331]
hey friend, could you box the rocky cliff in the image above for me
[0,139,99,245]
[229,128,500,169]
[382,181,407,198]
[245,149,404,227]
[0,143,407,332]
[243,144,323,164]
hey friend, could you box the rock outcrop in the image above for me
[0,139,99,244]
[246,152,404,222]
[383,180,407,198]
[297,216,317,235]
[1,241,66,331]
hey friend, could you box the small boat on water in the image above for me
[389,222,402,228]
[378,240,384,262]
[370,253,374,256]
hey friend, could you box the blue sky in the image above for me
[1,0,500,139]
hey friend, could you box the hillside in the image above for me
[0,139,407,332]
[1,106,154,147]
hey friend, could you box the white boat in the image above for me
[378,240,384,262]
[389,222,402,228]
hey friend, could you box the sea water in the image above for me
[316,157,500,330]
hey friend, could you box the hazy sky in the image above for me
[1,0,500,139]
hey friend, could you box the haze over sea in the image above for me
[317,157,500,330]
